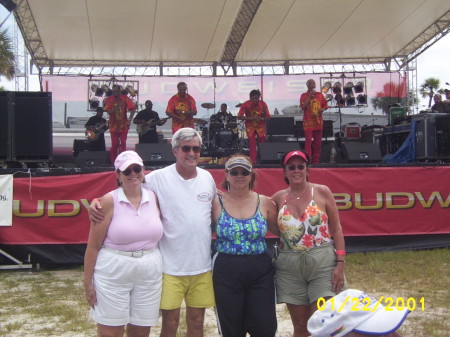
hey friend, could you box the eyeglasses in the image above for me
[180,145,201,153]
[229,170,251,176]
[122,165,143,176]
[286,164,306,171]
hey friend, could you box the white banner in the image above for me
[0,175,13,226]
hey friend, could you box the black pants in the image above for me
[212,253,277,337]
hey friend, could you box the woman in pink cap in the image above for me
[84,151,163,337]
[271,150,347,337]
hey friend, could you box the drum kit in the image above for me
[196,102,248,153]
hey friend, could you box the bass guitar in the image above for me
[136,117,171,135]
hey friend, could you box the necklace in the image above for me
[289,184,309,200]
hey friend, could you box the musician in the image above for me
[104,85,136,163]
[210,103,233,128]
[238,90,270,164]
[300,79,329,164]
[166,82,197,134]
[431,94,446,113]
[133,100,167,144]
[84,107,108,151]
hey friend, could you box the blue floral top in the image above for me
[215,194,268,255]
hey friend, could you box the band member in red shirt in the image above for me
[238,89,271,164]
[166,82,197,134]
[300,79,328,164]
[104,85,136,163]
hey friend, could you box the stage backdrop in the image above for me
[1,166,449,246]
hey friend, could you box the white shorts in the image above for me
[90,247,163,326]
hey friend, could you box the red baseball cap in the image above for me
[283,151,309,165]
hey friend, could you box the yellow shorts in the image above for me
[160,272,215,310]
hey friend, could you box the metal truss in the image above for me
[13,0,449,78]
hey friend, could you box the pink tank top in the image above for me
[103,187,163,251]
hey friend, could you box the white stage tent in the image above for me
[8,0,450,76]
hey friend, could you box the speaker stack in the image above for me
[0,91,52,162]
[135,143,176,165]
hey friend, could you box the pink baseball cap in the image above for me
[114,151,144,171]
[283,151,310,165]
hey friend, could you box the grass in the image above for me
[0,249,448,336]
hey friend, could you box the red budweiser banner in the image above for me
[1,167,449,245]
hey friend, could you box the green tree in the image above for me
[419,77,442,108]
[0,29,15,80]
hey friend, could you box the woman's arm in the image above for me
[261,195,280,236]
[84,195,114,308]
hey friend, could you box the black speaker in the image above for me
[259,142,300,164]
[320,141,333,163]
[76,151,110,167]
[0,92,10,160]
[342,142,381,163]
[267,117,295,135]
[436,115,450,159]
[73,139,92,157]
[0,92,52,161]
[135,143,175,165]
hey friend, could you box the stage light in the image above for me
[346,94,356,106]
[89,97,99,109]
[354,81,364,93]
[333,82,342,94]
[357,94,367,105]
[344,82,354,95]
[101,84,110,94]
[334,93,345,106]
[321,82,331,93]
[126,85,138,97]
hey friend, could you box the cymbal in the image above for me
[235,103,243,108]
[201,103,215,109]
[193,118,208,125]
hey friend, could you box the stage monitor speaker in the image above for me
[342,142,381,163]
[320,141,333,163]
[259,142,300,164]
[76,151,110,167]
[135,143,175,165]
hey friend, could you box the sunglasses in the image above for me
[229,170,251,176]
[122,165,143,176]
[286,164,306,171]
[180,145,201,153]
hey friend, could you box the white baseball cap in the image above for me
[308,289,410,337]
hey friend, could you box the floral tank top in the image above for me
[215,194,267,255]
[278,185,333,251]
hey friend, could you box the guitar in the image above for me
[85,122,109,141]
[136,117,171,135]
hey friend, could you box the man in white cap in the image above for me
[307,289,410,337]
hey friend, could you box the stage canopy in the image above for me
[10,0,450,75]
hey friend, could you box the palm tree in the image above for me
[0,29,15,80]
[419,77,441,108]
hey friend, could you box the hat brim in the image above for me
[353,308,410,335]
[226,163,252,171]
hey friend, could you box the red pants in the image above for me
[304,129,322,164]
[247,131,266,164]
[110,132,128,164]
